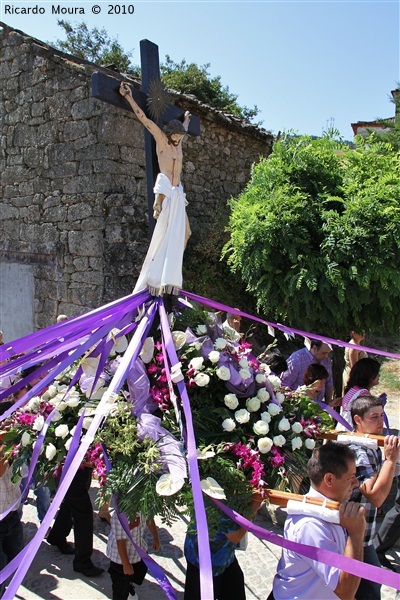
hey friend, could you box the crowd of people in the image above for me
[1,324,399,599]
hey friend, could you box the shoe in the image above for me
[47,539,75,555]
[129,585,139,600]
[378,554,398,572]
[73,565,104,578]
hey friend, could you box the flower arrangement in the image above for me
[1,307,333,531]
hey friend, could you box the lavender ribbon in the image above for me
[212,499,400,590]
[1,296,155,597]
[181,291,400,361]
[158,300,214,600]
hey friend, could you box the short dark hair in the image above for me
[309,339,323,350]
[303,363,329,386]
[350,394,383,427]
[307,442,356,486]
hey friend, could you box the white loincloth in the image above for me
[133,173,188,296]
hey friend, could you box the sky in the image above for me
[1,0,399,139]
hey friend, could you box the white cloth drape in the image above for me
[133,173,188,296]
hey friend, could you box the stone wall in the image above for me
[0,24,273,336]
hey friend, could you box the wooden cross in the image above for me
[92,39,201,233]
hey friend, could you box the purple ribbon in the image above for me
[212,499,400,590]
[158,300,214,600]
[181,291,400,361]
[1,295,155,597]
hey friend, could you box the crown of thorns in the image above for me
[164,120,187,136]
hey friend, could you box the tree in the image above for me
[53,21,260,123]
[224,133,400,339]
[53,20,140,75]
[161,56,260,123]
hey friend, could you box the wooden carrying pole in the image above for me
[320,430,388,447]
[265,489,339,510]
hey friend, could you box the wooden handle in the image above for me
[320,430,386,447]
[265,488,340,510]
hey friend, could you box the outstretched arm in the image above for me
[119,82,164,143]
[183,110,191,132]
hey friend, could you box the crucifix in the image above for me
[92,39,201,233]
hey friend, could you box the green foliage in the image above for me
[224,133,400,337]
[161,56,260,123]
[96,402,184,522]
[53,20,140,75]
[368,88,400,151]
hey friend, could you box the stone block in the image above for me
[43,205,67,222]
[63,120,90,141]
[80,217,104,231]
[68,203,93,222]
[68,230,103,257]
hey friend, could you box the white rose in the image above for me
[291,422,303,434]
[291,437,303,451]
[256,373,267,383]
[305,439,316,450]
[268,403,282,416]
[215,338,227,350]
[64,391,81,407]
[275,392,285,403]
[268,375,282,391]
[222,418,236,432]
[200,477,226,500]
[239,357,249,369]
[224,394,239,410]
[278,418,291,432]
[194,373,210,387]
[196,324,207,336]
[45,443,57,461]
[172,331,187,351]
[64,437,73,451]
[193,342,202,351]
[257,388,270,402]
[54,424,69,439]
[32,415,45,432]
[258,437,273,454]
[21,432,31,447]
[273,435,286,447]
[43,384,58,398]
[260,411,272,423]
[82,416,94,430]
[57,401,68,412]
[235,408,250,424]
[208,350,220,364]
[70,425,77,437]
[246,397,261,412]
[189,357,204,372]
[216,366,231,381]
[27,397,41,411]
[239,368,251,380]
[51,411,62,422]
[253,420,270,435]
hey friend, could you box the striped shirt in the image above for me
[106,512,147,564]
[349,443,382,546]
